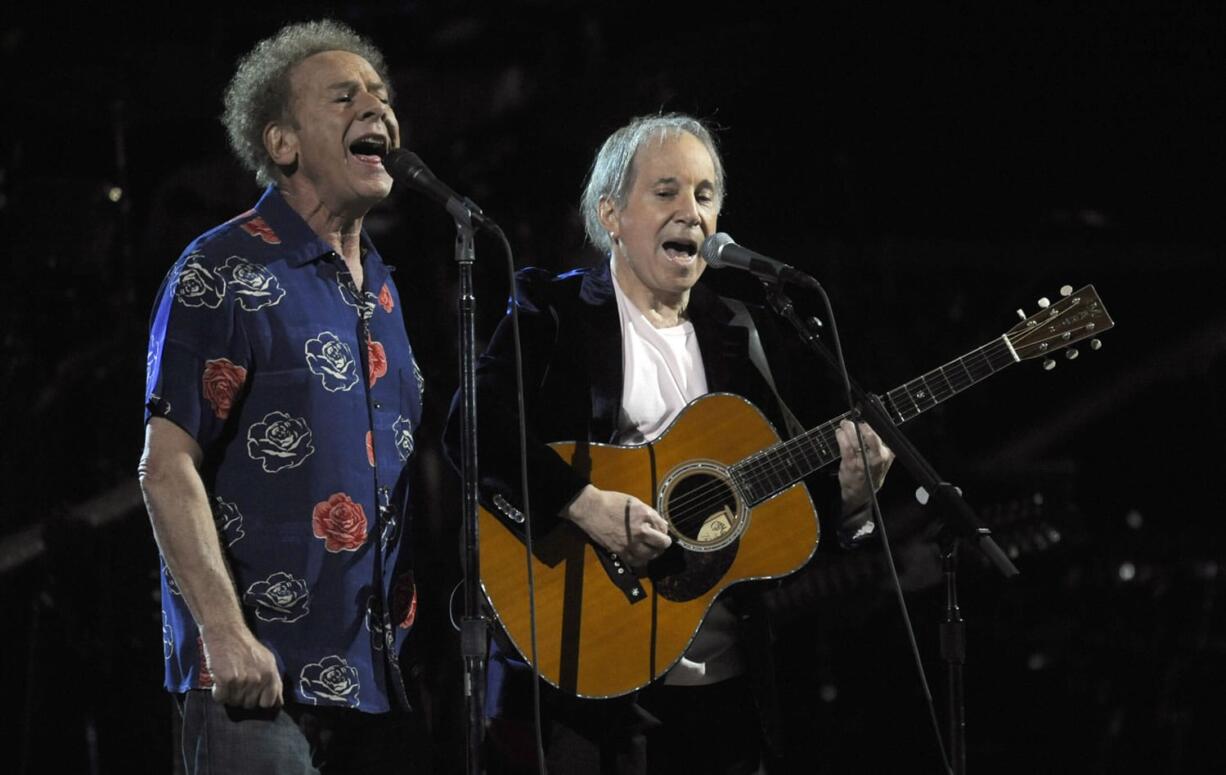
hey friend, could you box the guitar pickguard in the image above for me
[650,539,740,602]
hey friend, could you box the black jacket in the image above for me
[445,261,839,526]
[443,261,851,755]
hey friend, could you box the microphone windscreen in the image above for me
[382,148,426,182]
[700,232,735,267]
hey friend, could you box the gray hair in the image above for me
[581,114,725,254]
[222,20,392,186]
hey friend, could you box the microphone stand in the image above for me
[451,203,488,775]
[763,284,1018,775]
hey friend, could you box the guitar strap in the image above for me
[722,297,805,440]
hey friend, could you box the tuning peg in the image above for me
[1060,285,1073,297]
[1090,338,1102,350]
[1016,308,1027,320]
[1065,349,1079,360]
[1043,358,1056,371]
[1037,297,1051,309]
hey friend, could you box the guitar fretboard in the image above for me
[733,335,1020,505]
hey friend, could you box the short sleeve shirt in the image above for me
[145,185,422,712]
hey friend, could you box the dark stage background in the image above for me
[2,3,1222,773]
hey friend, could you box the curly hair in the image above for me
[222,20,392,186]
[580,113,725,255]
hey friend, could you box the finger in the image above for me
[856,425,892,468]
[235,677,260,709]
[836,420,861,457]
[642,507,671,536]
[210,682,231,706]
[626,499,669,535]
[258,675,282,708]
[865,427,891,463]
[852,425,878,463]
[640,523,673,551]
[214,677,251,708]
[855,422,877,450]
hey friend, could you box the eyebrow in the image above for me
[652,176,715,189]
[327,79,388,94]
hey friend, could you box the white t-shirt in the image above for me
[611,269,745,686]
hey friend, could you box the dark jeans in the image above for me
[179,690,427,774]
[486,676,764,775]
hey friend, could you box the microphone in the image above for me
[382,148,494,228]
[700,233,820,290]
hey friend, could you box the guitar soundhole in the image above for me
[660,464,746,553]
[651,461,747,603]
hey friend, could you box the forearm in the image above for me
[450,388,590,529]
[139,448,246,637]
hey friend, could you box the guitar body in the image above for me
[479,393,820,698]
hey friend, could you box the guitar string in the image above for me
[661,338,1021,532]
[665,409,860,531]
[731,317,1091,500]
[679,310,1098,521]
[661,322,1093,533]
[664,348,996,528]
[731,341,1013,491]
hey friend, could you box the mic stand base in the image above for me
[940,536,967,775]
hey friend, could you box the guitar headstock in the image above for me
[1007,285,1114,366]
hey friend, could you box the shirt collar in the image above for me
[254,185,389,279]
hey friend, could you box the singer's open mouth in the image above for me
[348,135,389,163]
[662,239,698,260]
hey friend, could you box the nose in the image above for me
[675,191,703,228]
[357,99,384,122]
[355,91,387,122]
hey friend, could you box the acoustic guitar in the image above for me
[479,285,1114,697]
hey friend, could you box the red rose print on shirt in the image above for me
[378,283,394,313]
[367,339,387,388]
[202,358,248,420]
[365,431,375,467]
[312,493,368,552]
[240,216,281,245]
[391,572,418,630]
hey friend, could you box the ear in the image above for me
[263,120,299,169]
[597,195,620,237]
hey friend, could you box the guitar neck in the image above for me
[734,335,1021,505]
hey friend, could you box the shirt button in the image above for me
[373,400,383,410]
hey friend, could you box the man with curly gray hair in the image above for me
[221,19,395,188]
[140,19,429,773]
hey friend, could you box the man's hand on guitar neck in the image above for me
[563,484,672,568]
[835,419,895,511]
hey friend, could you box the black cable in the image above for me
[808,283,954,775]
[488,225,549,774]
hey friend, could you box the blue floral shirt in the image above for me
[145,186,422,712]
